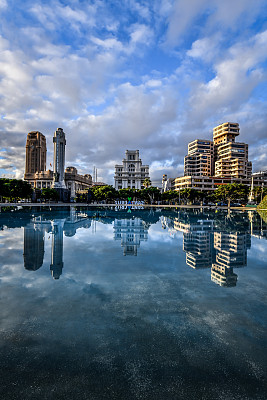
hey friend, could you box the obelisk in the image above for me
[52,128,66,188]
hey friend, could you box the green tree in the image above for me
[0,179,32,201]
[253,186,267,203]
[91,185,118,202]
[161,190,178,203]
[118,188,138,201]
[180,188,200,204]
[41,188,59,202]
[214,183,249,207]
[142,187,161,204]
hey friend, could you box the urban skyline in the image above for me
[0,1,267,185]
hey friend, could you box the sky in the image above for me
[0,0,266,185]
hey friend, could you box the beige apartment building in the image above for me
[174,122,265,192]
[213,123,252,179]
[184,139,214,177]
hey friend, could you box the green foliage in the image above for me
[0,178,32,201]
[161,190,178,201]
[41,188,59,201]
[253,186,267,203]
[142,187,161,203]
[91,185,118,201]
[257,195,267,210]
[180,188,200,203]
[118,188,139,200]
[214,183,249,206]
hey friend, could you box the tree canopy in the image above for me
[0,178,32,201]
[214,183,249,206]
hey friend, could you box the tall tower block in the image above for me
[25,131,46,175]
[53,128,66,188]
[213,122,240,146]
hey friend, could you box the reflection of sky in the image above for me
[0,210,267,398]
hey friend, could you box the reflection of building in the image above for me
[211,232,250,287]
[23,210,91,279]
[23,223,45,271]
[211,264,237,287]
[173,211,251,288]
[174,219,214,269]
[114,150,150,190]
[114,218,148,255]
[50,220,65,279]
[213,232,250,268]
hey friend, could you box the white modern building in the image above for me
[114,150,150,190]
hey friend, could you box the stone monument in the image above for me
[52,128,69,201]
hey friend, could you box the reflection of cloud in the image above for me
[0,210,267,400]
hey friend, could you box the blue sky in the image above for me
[0,0,267,184]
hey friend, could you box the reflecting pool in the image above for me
[0,206,266,399]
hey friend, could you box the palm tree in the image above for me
[143,178,152,189]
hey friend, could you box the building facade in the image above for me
[114,150,150,190]
[24,130,92,196]
[25,131,47,176]
[184,139,214,177]
[173,122,261,192]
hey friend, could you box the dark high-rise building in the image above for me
[25,131,47,175]
[23,223,45,271]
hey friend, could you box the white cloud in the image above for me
[187,35,222,62]
[164,0,266,46]
[129,23,154,45]
[0,0,7,9]
[187,30,267,124]
[0,0,267,183]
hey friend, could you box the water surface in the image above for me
[0,207,266,399]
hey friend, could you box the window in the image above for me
[128,163,135,172]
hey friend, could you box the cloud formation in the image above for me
[0,0,267,182]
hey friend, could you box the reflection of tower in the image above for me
[211,232,250,287]
[114,218,148,256]
[174,219,214,269]
[23,223,45,271]
[52,128,66,188]
[50,220,65,279]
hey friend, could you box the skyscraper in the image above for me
[184,139,214,177]
[174,122,255,192]
[213,122,252,179]
[25,131,47,175]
